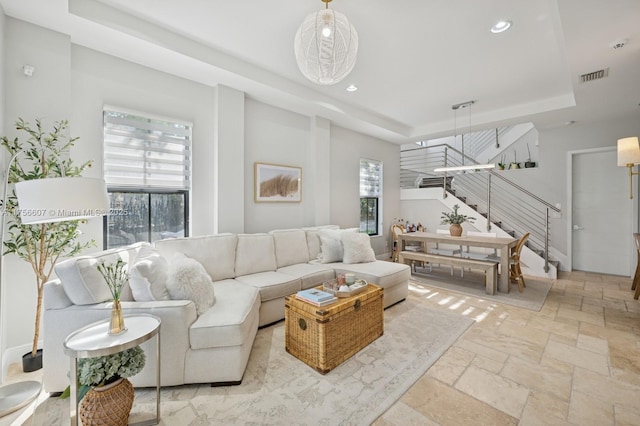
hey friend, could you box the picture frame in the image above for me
[254,162,302,203]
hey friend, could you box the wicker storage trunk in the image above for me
[285,284,384,374]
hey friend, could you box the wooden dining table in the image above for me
[398,231,518,293]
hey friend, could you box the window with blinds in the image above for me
[103,109,191,249]
[103,110,191,190]
[359,158,382,236]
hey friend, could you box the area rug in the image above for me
[410,267,553,311]
[31,299,473,425]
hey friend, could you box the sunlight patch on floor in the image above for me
[409,281,500,323]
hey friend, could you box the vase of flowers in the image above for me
[440,204,476,236]
[97,259,128,335]
[69,346,146,426]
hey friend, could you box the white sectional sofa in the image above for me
[42,226,410,392]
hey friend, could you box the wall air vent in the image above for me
[579,68,609,83]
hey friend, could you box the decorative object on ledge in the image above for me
[498,154,507,170]
[524,143,536,168]
[294,0,358,85]
[510,149,521,169]
[617,136,640,199]
[254,162,302,202]
[440,204,475,237]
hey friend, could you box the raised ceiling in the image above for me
[1,0,639,144]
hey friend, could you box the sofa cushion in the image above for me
[270,229,310,268]
[342,232,376,264]
[332,260,411,290]
[154,234,237,282]
[233,271,301,302]
[129,245,170,301]
[277,263,335,289]
[189,279,260,350]
[55,242,146,305]
[235,234,277,276]
[166,253,216,315]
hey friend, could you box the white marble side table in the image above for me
[63,314,161,426]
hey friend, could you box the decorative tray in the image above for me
[323,279,368,298]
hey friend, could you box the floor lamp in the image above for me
[0,160,109,418]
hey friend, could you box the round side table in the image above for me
[64,314,161,426]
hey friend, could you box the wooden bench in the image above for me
[398,251,498,295]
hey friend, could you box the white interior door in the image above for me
[572,148,634,276]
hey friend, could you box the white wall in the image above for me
[494,116,640,256]
[329,125,401,255]
[244,99,313,232]
[2,18,73,364]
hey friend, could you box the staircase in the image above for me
[401,142,561,278]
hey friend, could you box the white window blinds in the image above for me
[103,109,192,190]
[359,158,382,197]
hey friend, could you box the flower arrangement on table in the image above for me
[97,258,129,334]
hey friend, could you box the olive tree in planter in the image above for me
[1,118,95,371]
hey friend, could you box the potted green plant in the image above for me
[0,118,95,372]
[61,346,146,425]
[440,204,475,236]
[497,154,506,170]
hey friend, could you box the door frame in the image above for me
[567,146,639,276]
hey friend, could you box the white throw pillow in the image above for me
[128,245,170,301]
[318,228,358,264]
[166,253,215,315]
[342,232,376,264]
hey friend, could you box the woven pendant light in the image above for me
[294,0,358,85]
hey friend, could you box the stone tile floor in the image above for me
[374,271,640,426]
[7,271,640,425]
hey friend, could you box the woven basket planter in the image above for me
[449,224,463,237]
[79,378,134,426]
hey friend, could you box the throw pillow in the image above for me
[318,228,358,264]
[319,234,344,263]
[342,232,376,264]
[166,253,215,315]
[128,245,170,301]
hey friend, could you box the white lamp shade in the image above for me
[617,137,640,166]
[14,177,110,224]
[294,7,358,85]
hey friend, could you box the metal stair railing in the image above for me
[400,143,561,272]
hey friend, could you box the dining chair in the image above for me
[390,224,403,262]
[391,224,425,271]
[509,232,530,292]
[431,229,463,276]
[463,231,498,259]
[631,233,640,299]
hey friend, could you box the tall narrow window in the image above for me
[360,158,382,236]
[103,108,191,249]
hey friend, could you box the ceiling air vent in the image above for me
[579,68,609,83]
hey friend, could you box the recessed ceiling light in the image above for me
[346,84,358,92]
[491,20,512,34]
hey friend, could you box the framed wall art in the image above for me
[254,162,302,203]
